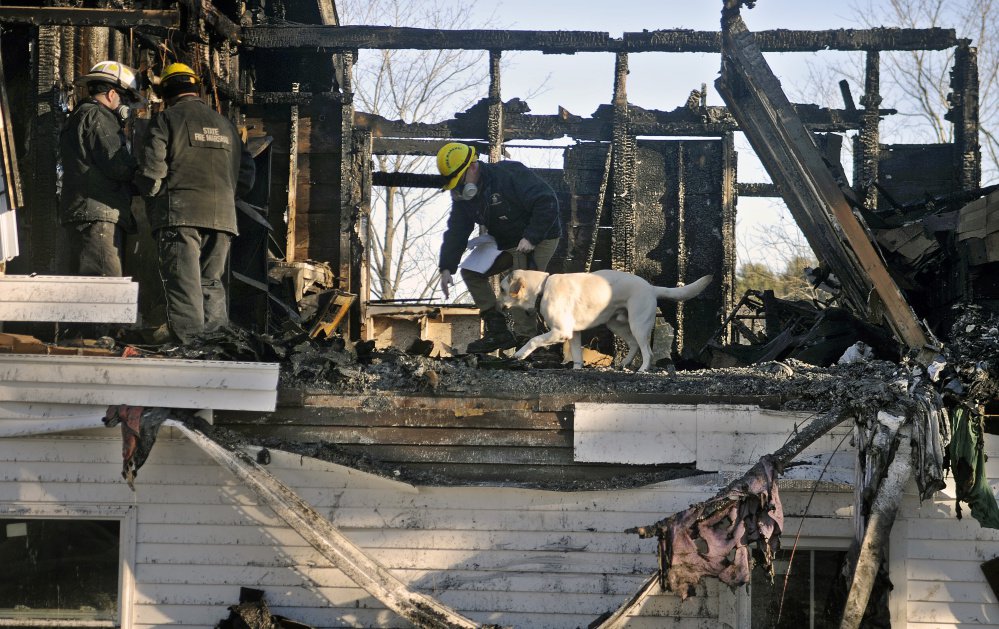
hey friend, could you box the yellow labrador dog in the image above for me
[500,269,712,372]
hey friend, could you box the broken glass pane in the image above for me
[0,519,119,623]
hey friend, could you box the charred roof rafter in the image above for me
[242,25,958,54]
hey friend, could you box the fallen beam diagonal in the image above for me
[715,6,929,352]
[167,420,480,629]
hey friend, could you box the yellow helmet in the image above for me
[160,62,199,85]
[436,142,477,191]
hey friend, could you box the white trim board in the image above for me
[574,403,834,469]
[0,275,138,323]
[0,355,279,411]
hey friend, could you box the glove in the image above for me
[439,269,455,299]
[516,238,536,253]
[115,104,131,122]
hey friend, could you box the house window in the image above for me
[0,519,120,627]
[751,548,846,628]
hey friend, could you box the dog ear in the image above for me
[509,276,523,299]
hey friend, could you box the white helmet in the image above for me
[75,60,145,106]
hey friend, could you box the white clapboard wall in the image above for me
[0,275,138,322]
[893,432,999,628]
[0,428,851,629]
[0,423,995,628]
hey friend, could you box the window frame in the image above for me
[720,537,853,628]
[0,504,136,629]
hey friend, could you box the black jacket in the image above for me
[137,95,255,235]
[59,100,137,225]
[438,160,562,273]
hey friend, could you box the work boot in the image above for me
[466,309,517,354]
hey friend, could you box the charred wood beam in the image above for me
[947,42,982,189]
[372,172,446,188]
[737,182,779,197]
[355,104,886,143]
[242,25,957,53]
[0,6,177,27]
[178,0,240,45]
[371,138,488,156]
[717,9,930,352]
[240,91,346,105]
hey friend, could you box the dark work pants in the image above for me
[156,226,230,344]
[66,220,123,277]
[460,237,559,337]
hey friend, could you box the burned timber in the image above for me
[0,0,998,628]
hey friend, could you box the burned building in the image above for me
[0,1,997,628]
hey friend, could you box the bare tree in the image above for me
[338,0,495,301]
[848,0,999,180]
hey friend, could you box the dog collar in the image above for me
[531,276,550,333]
[534,276,549,313]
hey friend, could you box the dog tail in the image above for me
[654,274,712,301]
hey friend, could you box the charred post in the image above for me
[487,50,503,163]
[855,51,881,211]
[948,41,982,190]
[610,52,635,273]
[21,25,62,273]
[338,50,357,336]
[286,83,300,261]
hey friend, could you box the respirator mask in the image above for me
[453,182,478,201]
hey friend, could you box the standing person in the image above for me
[436,142,563,353]
[60,60,142,277]
[136,62,255,344]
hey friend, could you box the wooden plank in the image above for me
[907,581,997,604]
[227,425,569,447]
[905,539,999,562]
[216,407,568,430]
[134,604,405,629]
[905,517,999,542]
[907,559,996,583]
[137,524,655,555]
[136,542,658,573]
[0,354,278,411]
[136,563,649,596]
[243,25,957,53]
[393,462,696,485]
[0,276,137,322]
[332,443,573,465]
[907,601,997,623]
